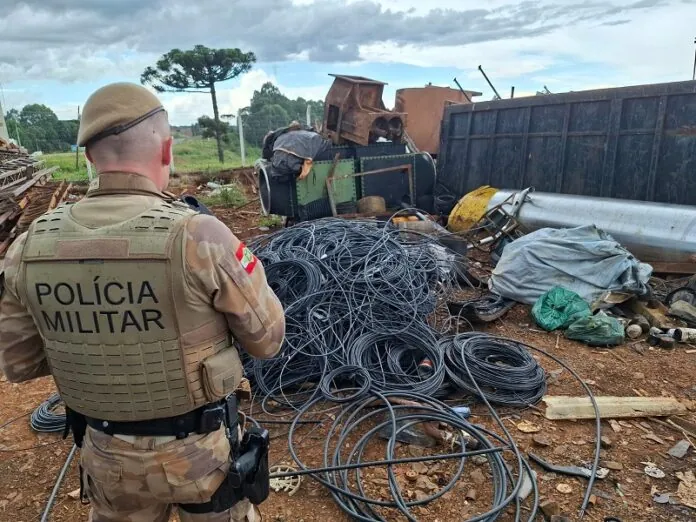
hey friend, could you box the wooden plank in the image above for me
[10,167,58,198]
[544,396,691,420]
[0,167,26,182]
[0,208,16,227]
[668,416,696,438]
[651,262,696,275]
[630,299,681,329]
[48,181,65,210]
[59,183,73,204]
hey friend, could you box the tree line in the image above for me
[4,81,325,155]
[4,104,79,153]
[197,82,324,149]
[5,45,326,156]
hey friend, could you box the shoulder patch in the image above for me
[235,243,258,274]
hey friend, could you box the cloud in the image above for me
[0,0,677,82]
[1,0,693,123]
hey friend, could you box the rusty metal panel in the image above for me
[323,75,406,146]
[394,86,479,155]
[438,80,696,205]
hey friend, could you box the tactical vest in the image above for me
[15,198,243,422]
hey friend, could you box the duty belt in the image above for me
[85,401,226,439]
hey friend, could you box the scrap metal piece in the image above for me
[269,465,302,496]
[643,462,666,479]
[323,75,406,146]
[393,85,479,155]
[485,188,696,268]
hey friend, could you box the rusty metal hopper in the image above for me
[323,74,406,146]
[394,85,480,155]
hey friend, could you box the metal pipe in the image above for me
[477,65,501,100]
[41,444,78,522]
[452,78,472,103]
[487,189,696,264]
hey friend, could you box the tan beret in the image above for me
[77,82,165,147]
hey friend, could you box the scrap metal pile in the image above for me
[0,143,62,257]
[244,217,601,521]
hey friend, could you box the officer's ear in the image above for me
[85,147,94,164]
[161,136,173,166]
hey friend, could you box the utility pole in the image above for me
[75,105,80,169]
[306,104,311,126]
[692,37,696,81]
[237,109,246,167]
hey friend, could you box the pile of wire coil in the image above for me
[30,393,66,433]
[246,218,462,410]
[443,333,547,407]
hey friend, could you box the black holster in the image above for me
[63,406,87,448]
[234,426,270,505]
[179,396,270,514]
[63,407,90,505]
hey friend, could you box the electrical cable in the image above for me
[452,333,601,519]
[443,333,547,407]
[245,217,470,411]
[238,217,598,520]
[30,392,66,433]
[0,410,31,431]
[286,389,538,522]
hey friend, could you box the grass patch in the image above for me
[198,183,248,208]
[43,137,262,181]
[172,137,260,175]
[258,214,284,228]
[42,152,91,181]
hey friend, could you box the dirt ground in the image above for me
[1,174,695,522]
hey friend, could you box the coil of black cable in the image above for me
[443,333,547,407]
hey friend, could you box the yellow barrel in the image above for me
[447,186,499,232]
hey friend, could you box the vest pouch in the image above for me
[201,348,244,402]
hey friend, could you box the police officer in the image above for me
[0,82,285,521]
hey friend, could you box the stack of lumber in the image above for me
[0,143,62,258]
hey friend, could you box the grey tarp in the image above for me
[489,225,653,305]
[271,129,331,176]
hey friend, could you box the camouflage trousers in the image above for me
[80,424,262,522]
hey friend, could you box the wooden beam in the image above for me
[48,181,66,210]
[544,396,691,420]
[9,167,58,198]
[630,299,681,329]
[651,262,696,275]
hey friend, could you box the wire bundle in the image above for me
[346,326,446,396]
[443,333,547,407]
[30,393,66,433]
[288,390,539,522]
[246,218,463,409]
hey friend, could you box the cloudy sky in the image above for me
[1,0,694,126]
